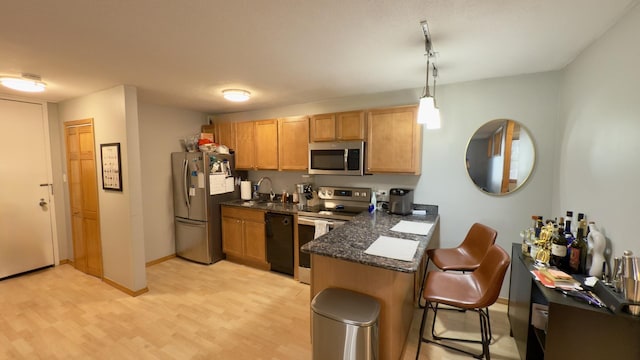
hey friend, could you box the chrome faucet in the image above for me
[257,177,275,200]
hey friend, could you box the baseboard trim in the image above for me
[146,254,176,267]
[59,259,72,265]
[103,277,149,297]
[496,297,509,305]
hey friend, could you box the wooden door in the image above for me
[65,119,103,278]
[278,116,309,170]
[254,119,278,170]
[235,121,255,169]
[309,113,336,142]
[367,106,421,174]
[0,98,55,278]
[336,111,365,140]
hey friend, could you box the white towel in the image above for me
[314,219,330,239]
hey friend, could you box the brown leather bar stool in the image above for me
[415,244,510,360]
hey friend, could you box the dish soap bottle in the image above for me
[369,190,377,213]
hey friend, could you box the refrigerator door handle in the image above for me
[183,159,190,209]
[176,217,205,226]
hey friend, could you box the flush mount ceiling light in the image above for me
[416,20,441,129]
[0,73,47,92]
[222,89,251,102]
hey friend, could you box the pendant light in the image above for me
[416,20,441,129]
[417,54,435,124]
[428,64,441,130]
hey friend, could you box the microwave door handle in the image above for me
[344,149,348,170]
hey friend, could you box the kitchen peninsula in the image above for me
[302,209,440,360]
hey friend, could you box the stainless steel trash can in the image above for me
[311,288,380,360]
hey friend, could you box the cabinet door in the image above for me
[367,105,422,174]
[235,121,255,169]
[243,219,266,263]
[221,216,243,257]
[255,119,279,170]
[336,111,365,140]
[309,113,336,142]
[215,122,236,150]
[278,116,309,170]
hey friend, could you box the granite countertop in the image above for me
[221,199,299,214]
[301,210,439,274]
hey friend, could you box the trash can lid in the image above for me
[311,288,381,327]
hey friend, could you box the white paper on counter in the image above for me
[209,174,231,195]
[390,220,433,235]
[364,236,419,262]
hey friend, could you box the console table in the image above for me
[507,243,640,359]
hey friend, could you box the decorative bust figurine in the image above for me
[588,222,606,277]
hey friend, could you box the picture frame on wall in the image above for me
[100,143,123,191]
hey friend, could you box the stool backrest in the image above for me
[459,223,498,263]
[471,244,511,308]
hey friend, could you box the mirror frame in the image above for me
[465,119,536,196]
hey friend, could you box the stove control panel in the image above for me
[317,186,371,203]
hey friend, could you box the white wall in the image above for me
[57,85,146,292]
[556,4,640,259]
[138,102,208,262]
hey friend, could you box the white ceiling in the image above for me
[1,0,637,114]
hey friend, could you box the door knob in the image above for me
[39,198,47,207]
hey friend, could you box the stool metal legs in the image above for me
[416,301,491,360]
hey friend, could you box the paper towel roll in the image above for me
[241,181,252,200]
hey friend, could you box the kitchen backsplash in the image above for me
[245,170,420,202]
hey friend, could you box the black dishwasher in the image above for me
[265,213,294,276]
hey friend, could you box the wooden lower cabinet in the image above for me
[221,207,269,269]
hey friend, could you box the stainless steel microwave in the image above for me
[308,141,365,176]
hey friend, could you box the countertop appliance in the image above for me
[308,141,366,176]
[389,188,413,215]
[297,186,372,283]
[266,213,294,276]
[171,152,244,264]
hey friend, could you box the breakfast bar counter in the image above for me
[302,210,440,360]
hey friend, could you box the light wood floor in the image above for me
[0,259,519,359]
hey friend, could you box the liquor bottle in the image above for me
[563,211,575,267]
[564,211,575,245]
[550,218,568,269]
[569,220,588,273]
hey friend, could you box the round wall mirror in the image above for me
[465,119,535,195]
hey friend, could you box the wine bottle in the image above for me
[550,218,568,269]
[569,220,588,273]
[564,211,575,245]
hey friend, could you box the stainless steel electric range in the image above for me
[297,186,372,283]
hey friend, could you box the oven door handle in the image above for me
[298,217,317,226]
[298,216,345,228]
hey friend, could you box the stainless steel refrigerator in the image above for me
[171,152,244,264]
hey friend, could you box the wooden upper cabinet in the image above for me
[336,111,366,140]
[215,122,236,150]
[202,123,236,150]
[310,113,336,142]
[254,119,279,170]
[366,105,422,174]
[201,124,215,137]
[235,121,255,170]
[234,119,278,170]
[278,116,309,171]
[310,110,365,142]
